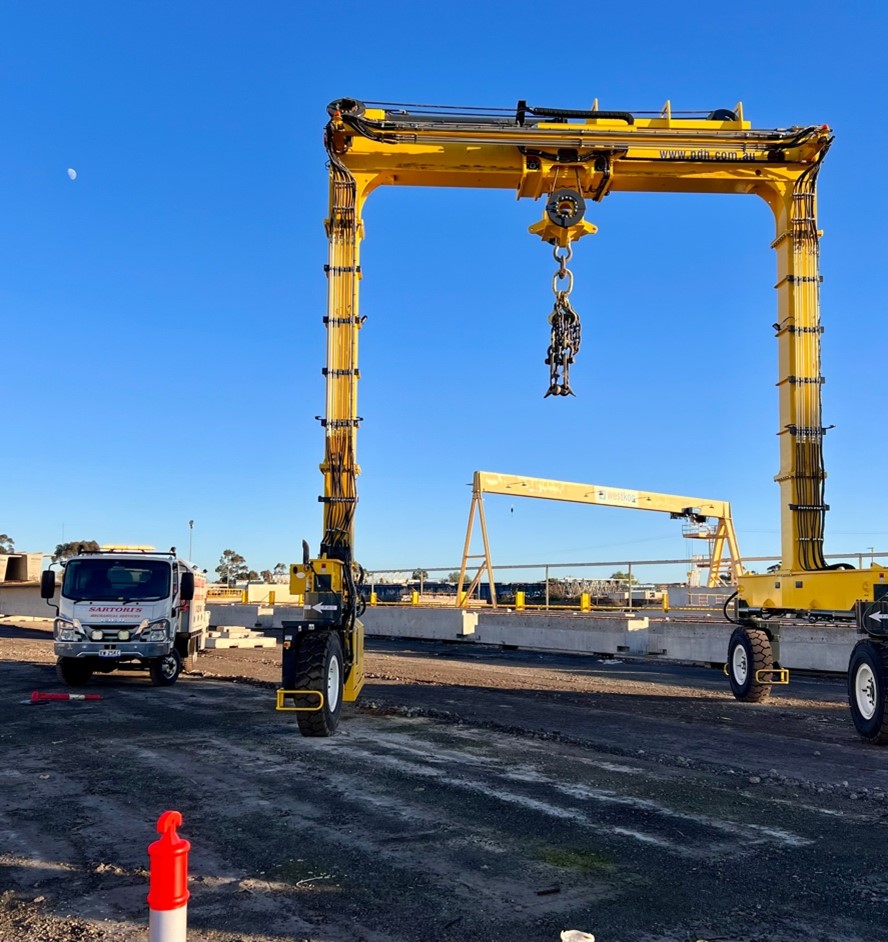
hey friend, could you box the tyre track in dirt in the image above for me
[1,624,887,941]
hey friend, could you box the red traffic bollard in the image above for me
[31,691,102,702]
[147,810,190,942]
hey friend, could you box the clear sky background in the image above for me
[2,1,887,583]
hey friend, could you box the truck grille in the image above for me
[83,624,140,640]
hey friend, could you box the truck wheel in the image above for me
[56,656,93,687]
[727,627,772,702]
[176,637,198,671]
[848,639,888,744]
[149,649,182,686]
[293,632,344,737]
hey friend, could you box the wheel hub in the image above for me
[732,647,748,683]
[855,663,877,720]
[327,655,341,712]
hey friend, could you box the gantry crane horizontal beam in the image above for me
[457,471,743,605]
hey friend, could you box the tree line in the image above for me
[215,550,289,587]
[0,535,102,563]
[1,536,643,590]
[0,535,286,587]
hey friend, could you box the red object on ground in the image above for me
[147,811,191,911]
[31,691,102,702]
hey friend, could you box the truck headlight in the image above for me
[118,630,130,641]
[145,619,170,642]
[54,619,80,642]
[91,629,104,641]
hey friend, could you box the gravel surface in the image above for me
[1,616,887,942]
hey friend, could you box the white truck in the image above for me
[41,547,209,687]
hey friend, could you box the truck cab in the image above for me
[42,547,209,687]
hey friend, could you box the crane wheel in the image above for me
[727,627,773,703]
[294,632,344,737]
[848,639,888,744]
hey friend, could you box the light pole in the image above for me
[188,521,194,561]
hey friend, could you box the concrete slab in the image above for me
[362,607,479,642]
[210,626,261,639]
[204,636,277,649]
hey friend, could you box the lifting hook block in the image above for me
[529,216,598,248]
[529,188,598,247]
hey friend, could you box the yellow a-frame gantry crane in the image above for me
[457,470,742,606]
[277,96,888,744]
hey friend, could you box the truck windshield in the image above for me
[62,559,172,602]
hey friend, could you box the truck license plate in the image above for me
[98,650,120,658]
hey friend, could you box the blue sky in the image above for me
[2,1,887,583]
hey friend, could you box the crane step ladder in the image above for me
[722,664,790,685]
[275,690,325,712]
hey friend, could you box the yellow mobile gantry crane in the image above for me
[457,471,743,605]
[279,97,886,743]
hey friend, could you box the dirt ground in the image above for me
[1,616,887,942]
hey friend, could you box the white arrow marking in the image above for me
[306,603,338,612]
[869,612,888,622]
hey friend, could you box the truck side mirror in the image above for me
[180,571,195,602]
[40,570,56,600]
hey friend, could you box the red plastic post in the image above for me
[31,691,102,702]
[147,811,191,911]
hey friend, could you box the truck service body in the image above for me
[43,548,208,686]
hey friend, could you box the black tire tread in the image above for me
[848,640,888,745]
[294,633,341,737]
[149,650,182,686]
[56,656,93,687]
[728,627,772,703]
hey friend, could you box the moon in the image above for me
[67,168,77,181]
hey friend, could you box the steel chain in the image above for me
[544,245,581,397]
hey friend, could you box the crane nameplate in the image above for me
[595,487,639,507]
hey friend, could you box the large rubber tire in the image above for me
[56,656,94,687]
[727,627,773,702]
[293,632,344,737]
[149,649,182,686]
[848,639,888,744]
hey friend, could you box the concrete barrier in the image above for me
[0,583,57,617]
[361,607,479,641]
[0,591,860,674]
[647,618,733,664]
[0,554,44,582]
[471,611,651,657]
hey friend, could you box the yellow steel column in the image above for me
[476,490,497,608]
[457,482,479,608]
[319,166,371,561]
[766,157,829,572]
[706,507,743,587]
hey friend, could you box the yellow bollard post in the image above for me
[370,591,378,606]
[662,590,670,613]
[458,591,467,607]
[515,590,526,611]
[268,591,275,606]
[580,592,590,612]
[411,590,419,605]
[241,589,248,604]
